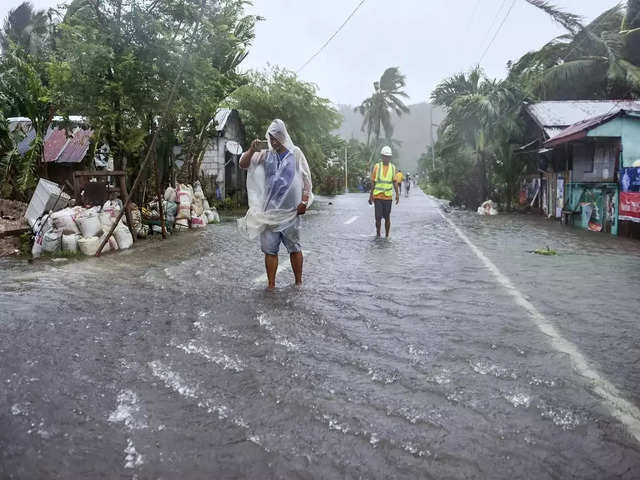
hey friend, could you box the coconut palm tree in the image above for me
[355,67,410,149]
[512,1,640,99]
[0,2,50,57]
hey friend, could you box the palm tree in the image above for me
[355,67,410,151]
[512,1,640,99]
[0,2,50,57]
[432,67,523,203]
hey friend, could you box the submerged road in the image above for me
[2,188,640,479]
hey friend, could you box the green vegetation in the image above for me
[422,0,640,210]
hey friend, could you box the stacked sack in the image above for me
[175,184,192,231]
[190,181,207,228]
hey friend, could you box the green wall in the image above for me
[588,115,640,167]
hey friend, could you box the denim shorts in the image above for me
[260,224,301,255]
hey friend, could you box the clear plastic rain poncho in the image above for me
[237,119,313,239]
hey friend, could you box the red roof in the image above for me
[58,128,93,163]
[43,128,69,163]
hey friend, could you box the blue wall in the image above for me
[588,116,640,167]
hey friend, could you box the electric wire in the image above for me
[296,0,367,73]
[478,0,517,64]
[476,0,510,58]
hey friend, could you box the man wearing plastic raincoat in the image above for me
[238,119,313,288]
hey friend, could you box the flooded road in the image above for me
[2,188,640,479]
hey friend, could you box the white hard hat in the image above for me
[380,145,393,156]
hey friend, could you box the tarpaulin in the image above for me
[619,168,640,222]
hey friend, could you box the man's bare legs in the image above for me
[265,254,278,289]
[290,251,303,285]
[376,219,382,237]
[385,215,391,238]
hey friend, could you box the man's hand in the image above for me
[395,196,400,205]
[297,202,307,215]
[250,138,262,151]
[368,194,373,205]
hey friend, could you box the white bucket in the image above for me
[78,236,100,256]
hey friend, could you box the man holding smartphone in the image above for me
[239,119,312,289]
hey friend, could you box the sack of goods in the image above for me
[113,225,133,250]
[78,236,101,256]
[102,199,122,218]
[192,197,204,217]
[50,207,80,234]
[31,214,53,258]
[193,181,205,200]
[42,230,62,254]
[176,184,192,220]
[62,233,80,253]
[164,200,178,226]
[191,214,207,228]
[164,186,177,203]
[76,208,102,238]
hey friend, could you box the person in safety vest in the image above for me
[238,119,313,289]
[368,145,400,238]
[396,169,404,195]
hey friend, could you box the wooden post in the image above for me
[154,146,167,239]
[118,175,136,243]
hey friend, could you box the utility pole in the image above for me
[344,144,349,193]
[429,106,435,171]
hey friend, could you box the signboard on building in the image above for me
[619,168,640,223]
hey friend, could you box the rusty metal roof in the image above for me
[525,100,640,138]
[43,128,70,163]
[57,128,93,163]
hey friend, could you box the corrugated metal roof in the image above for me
[16,128,36,155]
[214,108,233,132]
[545,109,640,147]
[57,127,93,163]
[43,128,70,163]
[526,100,640,133]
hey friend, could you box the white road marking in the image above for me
[344,215,359,225]
[438,209,640,443]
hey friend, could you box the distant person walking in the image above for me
[368,145,399,238]
[238,119,312,289]
[404,174,411,197]
[396,169,404,195]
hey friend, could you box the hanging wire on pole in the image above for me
[476,0,509,55]
[296,0,367,74]
[478,0,517,65]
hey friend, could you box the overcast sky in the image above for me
[2,0,621,106]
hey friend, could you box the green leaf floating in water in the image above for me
[531,247,557,256]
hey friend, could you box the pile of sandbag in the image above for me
[169,182,219,229]
[30,200,134,258]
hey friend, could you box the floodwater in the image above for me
[2,189,640,479]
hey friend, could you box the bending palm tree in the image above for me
[355,67,410,152]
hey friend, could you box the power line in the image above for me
[477,0,510,55]
[296,0,367,74]
[478,0,517,65]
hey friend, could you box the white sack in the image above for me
[78,236,100,256]
[51,208,80,234]
[42,230,62,253]
[62,233,80,253]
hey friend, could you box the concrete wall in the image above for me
[588,116,640,167]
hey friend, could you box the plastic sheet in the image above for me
[238,119,313,240]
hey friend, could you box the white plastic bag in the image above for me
[191,214,207,228]
[164,186,177,203]
[62,233,80,253]
[31,214,53,258]
[114,225,133,250]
